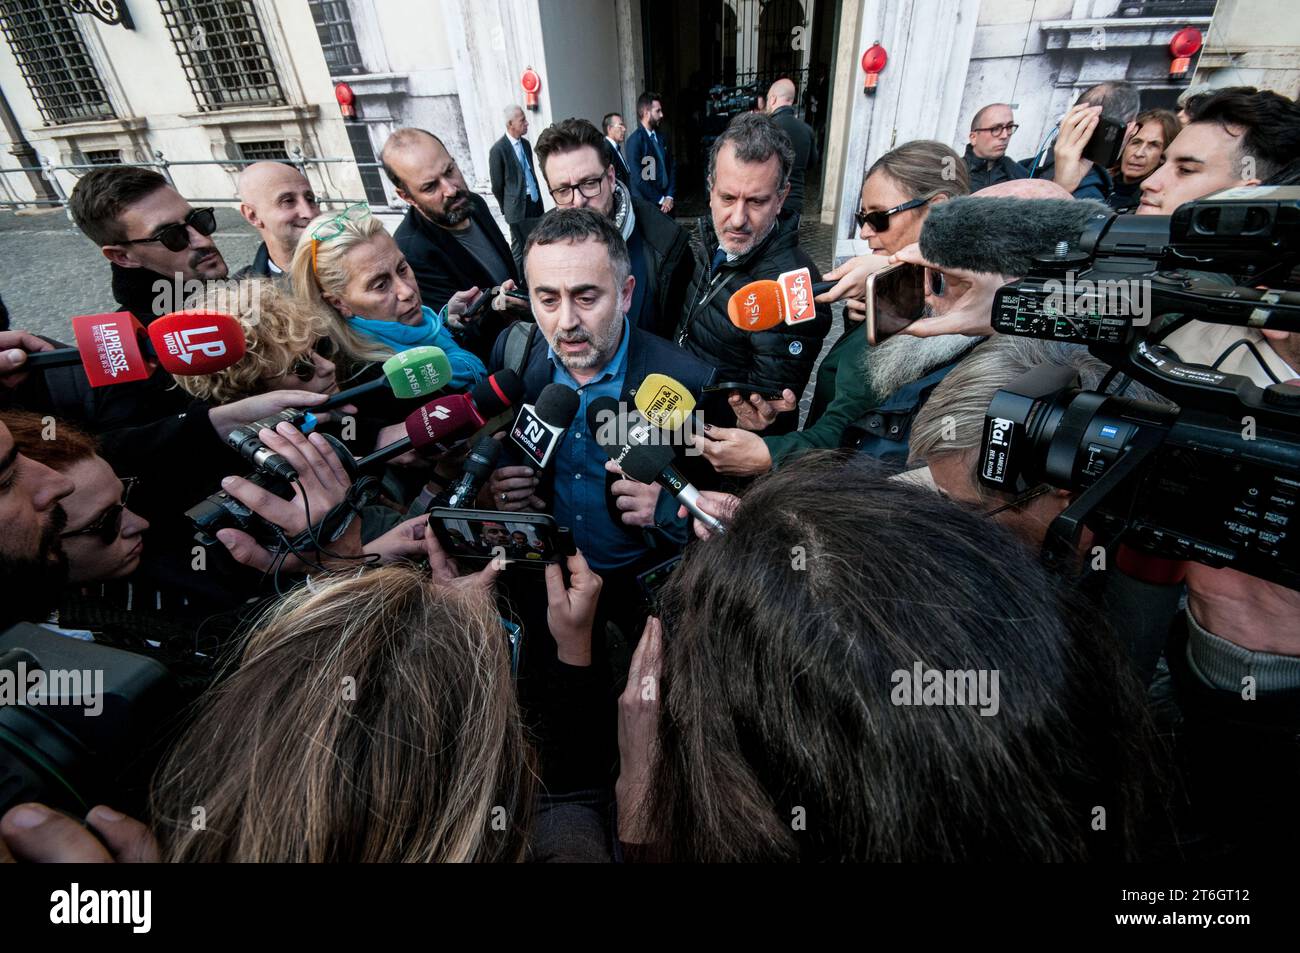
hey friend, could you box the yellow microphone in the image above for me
[634,372,697,431]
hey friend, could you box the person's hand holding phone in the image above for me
[544,548,602,667]
[729,388,798,431]
[424,516,502,592]
[692,424,772,477]
[887,243,1006,339]
[815,254,894,322]
[1052,102,1103,195]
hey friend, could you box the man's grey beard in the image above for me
[865,332,975,398]
[547,315,624,371]
[421,192,472,227]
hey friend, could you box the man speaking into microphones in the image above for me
[483,208,718,646]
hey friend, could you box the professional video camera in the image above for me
[185,409,374,552]
[706,81,762,120]
[979,186,1300,590]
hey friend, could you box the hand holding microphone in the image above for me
[0,330,54,388]
[676,490,739,542]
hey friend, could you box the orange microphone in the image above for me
[726,268,831,332]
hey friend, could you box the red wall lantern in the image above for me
[1168,27,1202,78]
[861,43,888,95]
[521,67,542,110]
[334,82,356,119]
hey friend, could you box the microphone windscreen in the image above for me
[148,310,246,375]
[534,383,580,428]
[462,435,503,480]
[382,346,453,398]
[634,373,696,430]
[726,280,786,331]
[919,196,1112,277]
[72,312,150,387]
[404,394,477,450]
[472,369,525,417]
[616,441,676,485]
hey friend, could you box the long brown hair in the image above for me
[645,453,1162,861]
[150,567,535,862]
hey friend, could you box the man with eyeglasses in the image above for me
[963,103,1030,192]
[533,118,695,339]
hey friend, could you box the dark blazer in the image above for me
[769,106,819,215]
[488,321,726,527]
[624,125,674,204]
[489,133,540,224]
[232,241,289,284]
[392,192,519,361]
[606,136,631,185]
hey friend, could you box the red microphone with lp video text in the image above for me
[22,310,247,386]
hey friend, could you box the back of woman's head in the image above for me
[150,566,534,862]
[649,453,1156,861]
[291,208,394,366]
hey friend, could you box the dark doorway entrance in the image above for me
[640,0,839,217]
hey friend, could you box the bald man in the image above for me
[234,161,320,280]
[766,78,818,220]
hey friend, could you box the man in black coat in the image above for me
[602,112,632,186]
[382,127,528,362]
[676,113,832,436]
[963,103,1030,192]
[489,105,546,273]
[533,118,695,340]
[765,79,819,220]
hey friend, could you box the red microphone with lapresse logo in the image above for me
[22,310,246,386]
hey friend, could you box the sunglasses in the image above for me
[120,208,217,253]
[854,197,928,232]
[61,477,137,545]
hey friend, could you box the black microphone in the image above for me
[510,383,580,469]
[919,196,1113,276]
[586,396,726,535]
[441,435,503,509]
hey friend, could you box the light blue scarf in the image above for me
[347,305,443,352]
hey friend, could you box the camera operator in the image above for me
[1138,87,1300,384]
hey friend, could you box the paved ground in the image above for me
[0,194,844,421]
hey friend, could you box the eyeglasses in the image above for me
[120,208,217,253]
[549,174,607,205]
[854,197,928,232]
[972,122,1020,137]
[289,338,335,382]
[61,477,137,544]
[310,203,372,274]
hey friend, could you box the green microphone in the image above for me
[318,345,453,411]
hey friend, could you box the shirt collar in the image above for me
[507,132,522,148]
[547,316,630,388]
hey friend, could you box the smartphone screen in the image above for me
[866,263,926,345]
[1081,116,1126,168]
[429,509,560,567]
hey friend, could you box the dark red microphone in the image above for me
[355,370,524,469]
